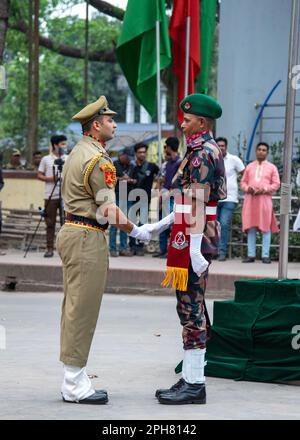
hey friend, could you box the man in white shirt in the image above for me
[216,137,245,261]
[37,135,68,257]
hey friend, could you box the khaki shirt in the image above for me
[62,136,116,222]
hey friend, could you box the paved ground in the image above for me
[0,292,300,420]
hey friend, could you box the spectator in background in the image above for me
[27,151,43,170]
[0,162,4,255]
[293,164,300,231]
[216,137,245,261]
[129,143,159,256]
[241,142,280,264]
[109,148,136,257]
[5,149,24,170]
[153,136,181,258]
[37,134,68,258]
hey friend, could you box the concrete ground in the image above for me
[0,292,300,420]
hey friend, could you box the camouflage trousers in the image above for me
[176,256,211,350]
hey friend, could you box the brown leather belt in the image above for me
[65,213,108,231]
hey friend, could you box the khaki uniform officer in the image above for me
[56,96,151,405]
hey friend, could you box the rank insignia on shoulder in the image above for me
[183,101,191,110]
[99,163,116,188]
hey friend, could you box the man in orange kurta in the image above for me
[240,142,280,263]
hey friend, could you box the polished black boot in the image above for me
[63,389,108,405]
[158,380,206,405]
[155,378,185,398]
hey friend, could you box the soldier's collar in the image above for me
[186,130,213,149]
[83,134,106,152]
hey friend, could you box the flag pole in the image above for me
[183,2,191,155]
[156,19,162,168]
[184,17,191,97]
[278,0,300,279]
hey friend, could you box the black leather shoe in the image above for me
[158,380,206,405]
[63,389,108,405]
[155,378,185,398]
[44,249,54,258]
[242,257,255,263]
[262,257,271,264]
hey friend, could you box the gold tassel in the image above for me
[161,267,188,291]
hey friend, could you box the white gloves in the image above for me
[189,233,209,276]
[148,212,175,235]
[129,212,175,241]
[129,224,152,241]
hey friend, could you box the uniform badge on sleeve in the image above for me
[191,156,201,168]
[99,163,117,188]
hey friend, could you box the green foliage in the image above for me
[0,0,126,154]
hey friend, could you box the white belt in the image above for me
[175,204,217,215]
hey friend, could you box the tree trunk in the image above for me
[0,0,9,64]
[84,0,89,105]
[27,0,39,165]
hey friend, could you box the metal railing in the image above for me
[227,195,300,260]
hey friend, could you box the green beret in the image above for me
[72,95,117,125]
[180,93,222,119]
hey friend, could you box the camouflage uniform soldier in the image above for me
[56,96,151,405]
[142,94,226,405]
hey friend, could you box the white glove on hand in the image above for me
[129,224,152,241]
[190,233,209,276]
[149,212,175,235]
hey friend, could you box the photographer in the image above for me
[37,134,67,257]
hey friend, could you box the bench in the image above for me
[0,203,60,251]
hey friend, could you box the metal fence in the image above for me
[227,195,300,260]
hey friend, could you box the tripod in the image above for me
[24,158,65,258]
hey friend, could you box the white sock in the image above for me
[61,364,95,402]
[182,349,206,384]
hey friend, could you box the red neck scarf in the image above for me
[186,130,209,145]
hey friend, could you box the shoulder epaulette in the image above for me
[83,153,103,196]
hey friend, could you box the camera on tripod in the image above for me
[54,157,65,171]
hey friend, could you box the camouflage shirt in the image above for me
[181,131,227,255]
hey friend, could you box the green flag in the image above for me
[116,0,171,117]
[197,0,217,94]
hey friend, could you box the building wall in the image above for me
[217,0,300,160]
[1,173,44,210]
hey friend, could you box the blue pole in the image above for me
[246,80,281,163]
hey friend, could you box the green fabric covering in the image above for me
[206,279,300,383]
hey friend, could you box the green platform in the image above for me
[205,279,300,383]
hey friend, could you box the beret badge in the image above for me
[183,101,191,110]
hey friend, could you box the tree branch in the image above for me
[8,20,116,62]
[89,0,124,21]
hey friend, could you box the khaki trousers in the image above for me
[56,224,108,368]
